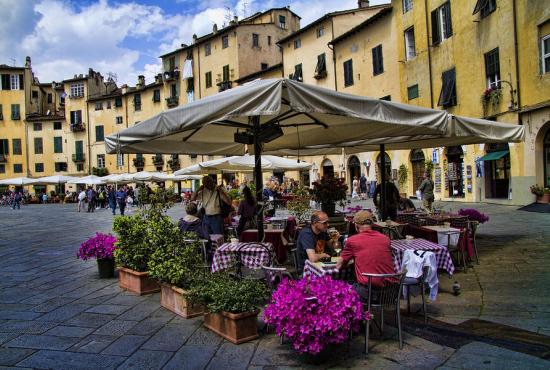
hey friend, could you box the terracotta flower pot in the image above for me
[203,310,259,344]
[536,193,550,204]
[160,283,203,319]
[118,267,160,295]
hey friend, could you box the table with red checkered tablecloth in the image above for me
[211,242,274,273]
[303,259,355,281]
[391,238,455,275]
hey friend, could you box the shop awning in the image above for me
[477,150,509,162]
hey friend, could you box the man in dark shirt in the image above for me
[373,179,400,221]
[296,211,340,273]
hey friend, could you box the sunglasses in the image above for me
[317,220,329,224]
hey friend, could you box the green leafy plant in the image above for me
[92,166,109,177]
[397,164,408,188]
[310,177,348,206]
[186,273,268,314]
[286,186,312,224]
[228,188,240,200]
[424,160,434,176]
[113,214,151,271]
[530,184,545,197]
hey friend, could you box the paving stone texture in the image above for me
[0,200,548,369]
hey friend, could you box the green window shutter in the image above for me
[443,2,453,38]
[1,74,10,90]
[19,74,23,90]
[95,125,104,142]
[54,137,63,153]
[431,9,440,45]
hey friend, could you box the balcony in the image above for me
[166,96,179,108]
[218,81,232,92]
[0,153,7,162]
[133,157,145,168]
[163,70,180,81]
[152,155,164,166]
[72,153,85,162]
[70,122,85,132]
[168,157,180,171]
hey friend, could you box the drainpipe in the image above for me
[124,93,129,173]
[86,95,91,174]
[511,0,521,110]
[24,122,30,177]
[330,18,338,90]
[197,48,202,99]
[424,0,434,108]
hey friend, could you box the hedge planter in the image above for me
[97,258,115,278]
[118,267,160,295]
[160,283,203,318]
[203,310,260,344]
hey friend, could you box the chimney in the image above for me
[181,43,188,48]
[121,84,128,94]
[155,73,163,84]
[212,23,218,33]
[25,56,31,68]
[137,75,145,88]
[234,15,238,23]
[192,34,198,43]
[358,0,369,8]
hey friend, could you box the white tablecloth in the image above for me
[423,226,460,247]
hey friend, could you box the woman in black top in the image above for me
[237,186,257,236]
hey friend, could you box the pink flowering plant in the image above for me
[264,276,367,354]
[458,208,489,224]
[77,232,117,260]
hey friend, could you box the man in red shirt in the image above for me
[336,210,395,300]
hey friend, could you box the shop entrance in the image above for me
[410,149,425,194]
[446,146,464,198]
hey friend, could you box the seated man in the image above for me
[336,210,395,300]
[296,211,339,273]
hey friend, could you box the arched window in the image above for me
[376,152,391,179]
[321,159,334,178]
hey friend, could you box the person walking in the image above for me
[116,187,127,216]
[360,173,367,199]
[352,176,360,199]
[12,191,22,210]
[418,171,435,213]
[107,186,117,215]
[86,186,95,213]
[77,188,86,212]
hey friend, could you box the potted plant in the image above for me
[264,276,367,355]
[77,232,117,278]
[148,229,206,319]
[310,177,348,217]
[228,188,241,208]
[286,186,312,225]
[458,208,489,224]
[186,272,268,344]
[530,184,549,203]
[397,164,408,196]
[481,86,501,114]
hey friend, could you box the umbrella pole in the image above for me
[252,116,264,242]
[380,144,387,221]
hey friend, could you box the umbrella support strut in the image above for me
[380,144,387,221]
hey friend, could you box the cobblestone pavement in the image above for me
[0,201,549,369]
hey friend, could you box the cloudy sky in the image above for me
[0,0,388,85]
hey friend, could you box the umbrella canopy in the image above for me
[0,177,38,186]
[100,173,134,184]
[34,175,80,185]
[67,175,105,185]
[132,171,168,182]
[164,174,202,181]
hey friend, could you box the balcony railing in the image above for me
[218,81,232,92]
[168,158,180,171]
[152,155,164,166]
[163,70,180,81]
[0,153,7,162]
[166,96,179,108]
[133,157,145,168]
[70,123,85,132]
[72,153,85,162]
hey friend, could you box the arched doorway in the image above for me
[321,159,334,178]
[376,152,391,180]
[545,130,550,187]
[348,156,360,183]
[446,146,464,197]
[410,149,425,193]
[483,143,510,199]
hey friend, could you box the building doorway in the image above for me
[321,159,334,178]
[410,149,425,194]
[348,155,360,184]
[446,146,464,198]
[376,152,391,180]
[300,170,310,187]
[482,143,510,199]
[545,129,550,187]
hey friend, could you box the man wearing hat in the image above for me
[336,210,394,300]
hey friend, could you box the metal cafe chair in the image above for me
[360,271,407,355]
[261,265,293,293]
[467,220,480,264]
[402,265,429,323]
[444,230,467,272]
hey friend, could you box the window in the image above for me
[55,162,67,172]
[187,77,194,93]
[343,59,354,87]
[405,27,416,60]
[115,97,122,107]
[35,163,44,173]
[13,164,23,173]
[32,90,38,99]
[34,138,43,154]
[106,101,111,109]
[403,0,413,13]
[432,2,452,45]
[222,35,229,49]
[10,74,21,90]
[33,122,42,131]
[294,39,301,49]
[408,84,419,100]
[372,45,384,75]
[95,102,103,110]
[473,0,496,18]
[97,154,105,168]
[542,34,550,74]
[484,48,500,88]
[261,63,269,70]
[95,125,104,142]
[70,83,84,98]
[279,15,286,29]
[151,89,160,102]
[70,110,82,125]
[252,33,259,47]
[314,53,327,79]
[267,36,272,45]
[0,164,4,174]
[75,140,84,154]
[54,121,62,130]
[134,94,141,111]
[170,84,177,98]
[12,139,21,155]
[0,104,3,120]
[1,139,9,156]
[54,137,63,153]
[222,65,230,82]
[380,95,391,101]
[205,71,212,88]
[316,26,325,38]
[116,116,123,124]
[11,104,20,120]
[438,68,457,108]
[117,153,124,167]
[292,64,303,82]
[47,93,52,103]
[205,43,211,56]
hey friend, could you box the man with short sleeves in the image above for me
[296,211,339,273]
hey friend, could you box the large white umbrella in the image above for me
[100,173,134,184]
[0,177,38,186]
[67,175,105,185]
[174,155,310,175]
[34,175,80,185]
[132,171,168,182]
[164,174,202,181]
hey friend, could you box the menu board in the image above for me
[448,162,458,181]
[466,165,472,193]
[434,166,442,193]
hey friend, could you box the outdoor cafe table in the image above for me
[209,234,225,249]
[303,258,354,281]
[409,224,474,258]
[211,242,274,273]
[240,229,289,263]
